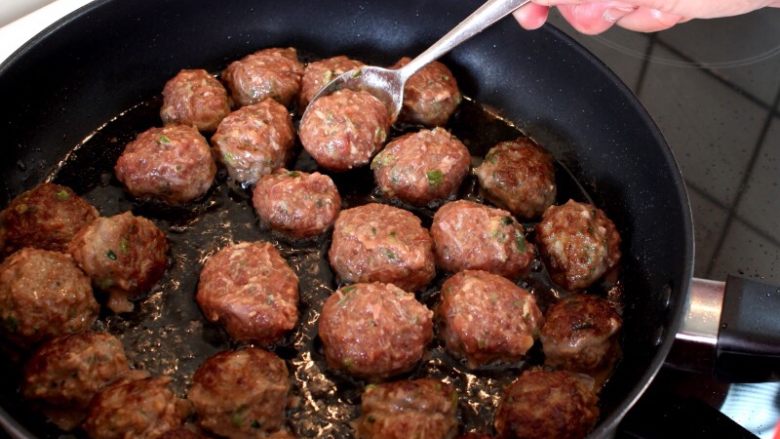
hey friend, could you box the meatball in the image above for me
[115,125,216,204]
[196,241,299,345]
[222,47,304,108]
[68,212,168,314]
[299,55,364,109]
[188,348,290,438]
[83,376,189,439]
[372,128,470,206]
[474,138,556,219]
[318,282,433,380]
[252,169,341,238]
[431,200,535,279]
[354,378,458,439]
[328,203,435,292]
[392,57,461,127]
[300,89,390,171]
[535,200,621,290]
[437,270,542,368]
[160,69,231,132]
[22,332,131,430]
[494,369,599,439]
[211,98,295,185]
[0,183,98,256]
[158,428,204,439]
[0,248,97,347]
[541,294,621,372]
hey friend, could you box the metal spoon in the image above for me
[303,0,531,123]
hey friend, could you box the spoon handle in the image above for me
[398,0,532,81]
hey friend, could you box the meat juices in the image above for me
[196,241,299,345]
[252,169,341,238]
[68,212,168,314]
[392,57,461,127]
[0,248,97,347]
[299,55,364,109]
[211,98,296,185]
[160,69,231,132]
[474,138,556,219]
[494,369,599,439]
[431,200,535,279]
[188,348,290,438]
[372,128,470,206]
[0,183,98,256]
[437,270,542,368]
[328,203,435,292]
[222,47,304,108]
[536,200,621,290]
[354,378,458,439]
[115,125,216,204]
[318,283,433,380]
[83,376,189,439]
[299,89,390,171]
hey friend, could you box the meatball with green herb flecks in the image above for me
[160,69,231,132]
[222,47,304,108]
[299,55,364,109]
[392,57,461,127]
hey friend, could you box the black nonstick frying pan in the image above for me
[1,0,778,437]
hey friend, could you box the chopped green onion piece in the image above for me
[158,134,171,144]
[383,249,396,260]
[55,189,70,201]
[119,237,130,254]
[106,250,117,261]
[515,231,527,252]
[287,171,301,178]
[426,169,444,187]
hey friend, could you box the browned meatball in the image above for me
[438,270,542,368]
[158,428,204,439]
[68,212,168,314]
[0,248,97,347]
[494,369,599,439]
[160,69,231,132]
[354,378,458,439]
[474,138,556,219]
[541,294,621,373]
[328,203,435,292]
[196,241,298,345]
[535,200,621,290]
[188,348,290,438]
[431,200,535,279]
[300,89,390,171]
[212,98,295,185]
[22,332,131,430]
[252,169,341,238]
[115,125,216,204]
[392,57,461,127]
[0,183,98,256]
[318,283,433,380]
[299,55,364,109]
[372,128,470,206]
[83,376,189,439]
[457,434,493,439]
[223,47,304,108]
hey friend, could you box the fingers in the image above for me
[512,3,550,30]
[615,6,684,32]
[557,3,636,34]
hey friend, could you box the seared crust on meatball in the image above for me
[222,47,304,108]
[212,98,295,185]
[300,89,390,171]
[438,270,542,368]
[0,248,97,347]
[392,57,461,127]
[354,378,458,439]
[541,294,621,372]
[115,125,216,204]
[158,428,204,439]
[252,169,341,238]
[474,138,556,219]
[160,69,231,132]
[318,283,433,380]
[299,55,364,109]
[84,376,189,439]
[372,128,470,206]
[328,203,435,292]
[494,369,599,439]
[0,183,98,256]
[196,241,299,345]
[536,200,621,290]
[68,212,168,314]
[431,200,535,279]
[188,348,290,438]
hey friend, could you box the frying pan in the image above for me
[0,0,777,437]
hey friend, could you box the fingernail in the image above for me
[603,7,631,22]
